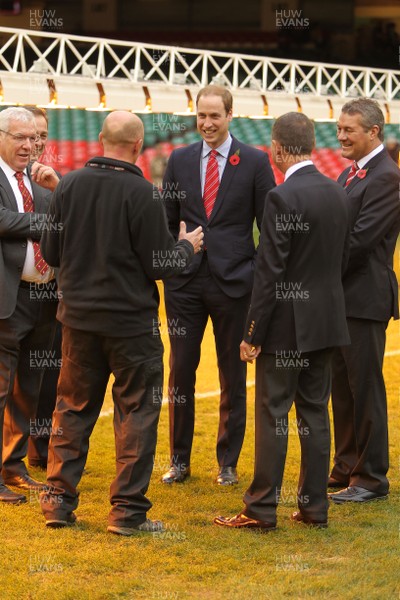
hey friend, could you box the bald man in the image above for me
[39,111,203,534]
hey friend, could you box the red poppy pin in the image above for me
[357,168,368,179]
[229,149,240,166]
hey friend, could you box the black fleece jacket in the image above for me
[41,157,194,337]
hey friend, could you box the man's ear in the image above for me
[227,109,233,123]
[99,132,103,145]
[272,139,282,156]
[370,124,380,140]
[134,138,144,155]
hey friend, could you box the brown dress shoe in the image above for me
[161,465,190,484]
[291,511,328,528]
[216,467,238,486]
[0,483,27,504]
[213,513,276,532]
[4,474,46,491]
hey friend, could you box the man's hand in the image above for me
[240,340,261,363]
[31,161,60,191]
[178,221,204,254]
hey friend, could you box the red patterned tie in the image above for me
[15,171,49,275]
[203,150,220,219]
[344,161,359,188]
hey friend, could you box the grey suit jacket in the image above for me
[0,167,51,318]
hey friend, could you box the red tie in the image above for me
[344,161,359,188]
[15,171,49,275]
[203,150,220,219]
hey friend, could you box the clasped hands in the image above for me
[240,341,261,363]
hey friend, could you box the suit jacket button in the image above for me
[22,242,27,248]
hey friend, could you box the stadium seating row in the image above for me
[41,108,398,181]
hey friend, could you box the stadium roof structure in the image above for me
[0,26,400,122]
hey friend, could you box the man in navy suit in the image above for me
[328,98,400,503]
[161,85,275,485]
[214,112,350,531]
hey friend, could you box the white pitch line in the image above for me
[384,349,400,356]
[99,347,400,417]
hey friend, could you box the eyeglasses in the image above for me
[0,129,40,144]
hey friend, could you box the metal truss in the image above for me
[0,26,399,101]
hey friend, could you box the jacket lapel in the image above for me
[188,142,205,219]
[341,149,386,192]
[0,167,19,211]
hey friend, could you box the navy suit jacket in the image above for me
[162,136,275,298]
[0,167,51,318]
[338,149,400,322]
[244,165,351,353]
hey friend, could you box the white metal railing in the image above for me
[0,26,399,101]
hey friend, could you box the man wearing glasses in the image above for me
[0,106,57,503]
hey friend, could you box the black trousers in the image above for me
[243,349,333,525]
[1,283,57,481]
[40,325,163,527]
[28,321,61,467]
[164,255,250,469]
[330,318,389,494]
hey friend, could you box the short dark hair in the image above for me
[341,98,384,141]
[26,107,48,123]
[196,85,233,114]
[272,112,315,155]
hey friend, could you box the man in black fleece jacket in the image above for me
[39,111,203,535]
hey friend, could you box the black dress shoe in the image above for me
[291,511,327,529]
[216,467,238,486]
[214,513,276,532]
[4,474,47,491]
[161,465,190,484]
[46,512,77,529]
[0,483,27,504]
[328,476,348,489]
[328,486,388,504]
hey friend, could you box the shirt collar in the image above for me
[202,134,232,160]
[0,156,27,180]
[356,144,384,169]
[284,160,313,181]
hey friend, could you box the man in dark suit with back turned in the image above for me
[161,85,275,485]
[214,112,350,531]
[0,107,57,503]
[328,98,400,503]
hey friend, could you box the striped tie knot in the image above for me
[344,161,359,188]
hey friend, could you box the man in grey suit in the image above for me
[214,113,350,531]
[0,107,57,503]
